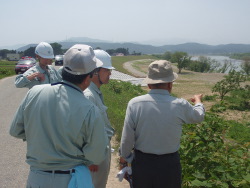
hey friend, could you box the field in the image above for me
[0,60,16,79]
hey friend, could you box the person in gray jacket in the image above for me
[9,44,108,188]
[84,50,115,188]
[119,60,205,188]
[15,42,62,89]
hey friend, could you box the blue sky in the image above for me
[1,0,250,48]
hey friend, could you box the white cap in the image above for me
[63,44,103,75]
[94,49,115,69]
[35,42,54,59]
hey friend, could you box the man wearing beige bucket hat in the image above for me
[119,60,205,188]
[9,44,108,188]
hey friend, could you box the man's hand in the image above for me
[27,72,45,81]
[89,164,99,172]
[119,157,128,170]
[191,94,203,104]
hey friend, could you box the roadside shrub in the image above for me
[227,86,250,111]
[0,67,15,79]
[180,113,250,187]
[203,94,217,101]
[210,101,227,112]
[227,120,250,143]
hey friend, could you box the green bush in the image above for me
[203,94,217,101]
[0,67,15,79]
[180,113,250,187]
[227,86,250,111]
[210,101,227,113]
[227,120,250,143]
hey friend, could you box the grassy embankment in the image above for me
[0,60,16,79]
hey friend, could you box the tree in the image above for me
[212,70,247,100]
[106,49,116,55]
[171,51,190,73]
[0,49,16,59]
[187,56,213,73]
[116,48,129,55]
[162,51,172,61]
[241,57,250,75]
[23,47,36,57]
[50,42,63,55]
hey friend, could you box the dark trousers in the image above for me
[132,150,181,188]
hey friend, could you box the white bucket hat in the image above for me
[143,60,178,84]
[63,44,103,75]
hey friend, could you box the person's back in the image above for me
[20,83,106,170]
[10,44,107,188]
[124,89,204,155]
[120,60,205,188]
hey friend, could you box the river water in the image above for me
[191,55,243,73]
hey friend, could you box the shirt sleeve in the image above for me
[180,100,205,124]
[120,101,135,163]
[81,106,108,165]
[14,69,40,89]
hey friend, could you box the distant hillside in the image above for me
[16,42,250,55]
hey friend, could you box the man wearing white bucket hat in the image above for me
[84,49,115,188]
[15,42,62,89]
[10,44,108,188]
[119,60,205,188]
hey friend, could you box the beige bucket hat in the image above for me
[143,60,178,84]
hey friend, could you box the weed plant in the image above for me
[0,67,15,79]
[0,60,16,79]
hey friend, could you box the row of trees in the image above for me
[0,44,135,60]
[162,51,250,75]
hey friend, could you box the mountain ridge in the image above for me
[5,37,250,55]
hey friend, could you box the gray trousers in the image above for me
[26,170,72,188]
[91,142,111,188]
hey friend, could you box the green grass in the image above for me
[0,60,16,79]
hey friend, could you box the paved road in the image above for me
[0,69,143,188]
[0,76,29,188]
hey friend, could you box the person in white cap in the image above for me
[119,60,205,188]
[15,42,62,89]
[9,44,108,188]
[83,49,115,188]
